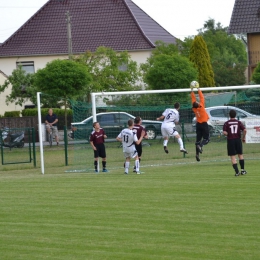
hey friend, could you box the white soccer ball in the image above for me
[190,81,199,89]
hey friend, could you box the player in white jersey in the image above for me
[116,119,145,174]
[156,102,188,154]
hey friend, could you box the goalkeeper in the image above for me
[190,83,210,162]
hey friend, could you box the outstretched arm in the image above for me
[198,89,205,107]
[191,90,196,104]
[156,115,165,121]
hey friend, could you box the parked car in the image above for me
[192,106,260,133]
[69,112,162,140]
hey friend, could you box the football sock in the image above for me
[232,163,239,174]
[94,160,98,170]
[102,161,106,169]
[163,140,168,147]
[125,161,130,174]
[178,137,184,149]
[239,159,244,170]
[135,159,140,172]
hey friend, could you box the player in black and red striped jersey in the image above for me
[223,109,247,177]
[132,117,148,172]
[90,122,108,173]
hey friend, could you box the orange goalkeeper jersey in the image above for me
[191,90,209,123]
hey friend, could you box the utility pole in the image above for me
[65,11,72,59]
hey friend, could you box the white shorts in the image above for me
[161,126,179,137]
[124,150,138,159]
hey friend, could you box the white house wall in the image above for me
[0,51,151,76]
[0,50,151,115]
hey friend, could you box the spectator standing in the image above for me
[90,122,108,173]
[156,102,188,155]
[223,109,247,176]
[45,108,59,145]
[116,119,145,174]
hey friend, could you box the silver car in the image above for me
[192,105,260,132]
[69,112,162,140]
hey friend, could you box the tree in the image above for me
[0,66,35,106]
[72,46,141,101]
[143,53,198,102]
[34,59,92,126]
[251,62,260,84]
[180,19,247,86]
[199,19,247,86]
[189,35,215,87]
[248,62,260,102]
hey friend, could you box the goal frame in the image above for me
[91,85,260,121]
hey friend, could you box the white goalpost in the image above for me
[91,85,260,121]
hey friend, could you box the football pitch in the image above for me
[0,147,260,259]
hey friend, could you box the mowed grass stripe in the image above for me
[0,161,260,259]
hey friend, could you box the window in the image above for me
[99,114,115,125]
[210,109,226,118]
[16,61,35,74]
[235,110,247,118]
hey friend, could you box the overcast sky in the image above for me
[0,0,236,43]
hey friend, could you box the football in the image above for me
[190,81,199,89]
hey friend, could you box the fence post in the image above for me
[32,127,36,168]
[182,122,186,158]
[64,126,68,166]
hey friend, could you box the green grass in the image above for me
[0,155,260,259]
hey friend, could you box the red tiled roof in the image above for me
[228,0,260,34]
[0,0,177,57]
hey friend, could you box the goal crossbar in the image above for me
[91,85,260,120]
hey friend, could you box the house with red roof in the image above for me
[0,0,177,114]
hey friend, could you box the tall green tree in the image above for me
[188,19,247,86]
[189,35,215,87]
[142,53,198,102]
[34,59,92,126]
[180,19,247,86]
[72,46,141,101]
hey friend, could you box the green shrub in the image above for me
[4,111,20,117]
[21,108,73,117]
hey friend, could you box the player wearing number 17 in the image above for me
[223,109,247,177]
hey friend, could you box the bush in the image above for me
[21,108,73,117]
[4,111,20,117]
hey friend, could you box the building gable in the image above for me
[0,0,177,57]
[228,0,260,34]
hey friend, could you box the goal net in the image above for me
[66,85,260,173]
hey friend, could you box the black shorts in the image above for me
[196,122,209,141]
[94,143,106,158]
[227,139,243,156]
[135,143,142,157]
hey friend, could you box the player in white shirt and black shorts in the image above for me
[156,102,188,155]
